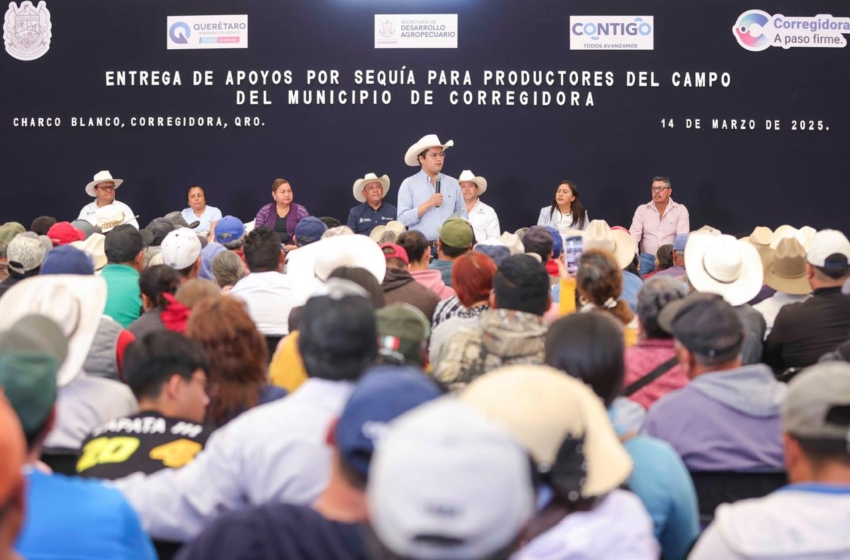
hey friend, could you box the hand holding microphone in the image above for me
[433,178,442,207]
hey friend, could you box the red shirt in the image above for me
[623,338,689,409]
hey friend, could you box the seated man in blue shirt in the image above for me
[347,173,397,236]
[397,134,468,242]
[0,315,156,560]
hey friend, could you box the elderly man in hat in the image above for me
[346,173,398,236]
[397,134,468,243]
[459,169,500,242]
[77,170,139,229]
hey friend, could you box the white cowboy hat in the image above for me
[70,233,107,271]
[369,221,406,243]
[457,170,488,195]
[404,134,454,167]
[352,173,390,203]
[0,275,107,386]
[770,225,816,251]
[498,232,524,256]
[286,234,387,306]
[85,170,124,197]
[95,206,137,233]
[582,220,636,270]
[685,233,764,307]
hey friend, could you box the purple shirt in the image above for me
[629,199,690,256]
[254,203,309,238]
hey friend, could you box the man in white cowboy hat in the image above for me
[397,134,467,243]
[77,170,139,230]
[346,173,397,236]
[765,229,850,373]
[628,176,689,275]
[459,169,500,242]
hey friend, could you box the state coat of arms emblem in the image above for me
[4,1,52,61]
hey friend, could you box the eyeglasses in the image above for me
[95,185,115,191]
[651,186,670,192]
[427,152,446,159]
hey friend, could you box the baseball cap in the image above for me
[380,243,409,265]
[545,226,563,258]
[0,315,67,435]
[7,234,46,274]
[673,233,689,252]
[474,240,511,267]
[214,216,245,244]
[164,211,200,230]
[0,393,25,507]
[41,245,95,276]
[522,226,555,258]
[335,368,442,479]
[105,224,147,264]
[368,397,534,560]
[70,219,100,239]
[161,228,202,270]
[144,218,176,246]
[461,365,633,500]
[0,222,25,249]
[375,303,430,366]
[807,229,850,268]
[439,218,474,249]
[294,217,328,245]
[658,291,743,358]
[47,222,85,246]
[783,362,850,444]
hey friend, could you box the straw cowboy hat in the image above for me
[286,234,387,306]
[741,226,774,267]
[581,220,636,270]
[95,206,137,233]
[771,225,816,250]
[457,170,488,195]
[404,134,453,167]
[0,275,107,386]
[70,233,107,271]
[763,237,812,296]
[685,233,764,306]
[369,221,406,243]
[352,173,391,203]
[85,170,124,197]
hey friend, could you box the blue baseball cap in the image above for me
[40,245,94,276]
[214,216,245,244]
[545,226,563,258]
[294,217,327,246]
[673,233,689,252]
[336,367,442,479]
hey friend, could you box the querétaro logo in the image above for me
[4,0,52,61]
[169,21,190,44]
[569,16,654,50]
[733,10,850,51]
[733,10,771,51]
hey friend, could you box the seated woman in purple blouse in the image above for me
[253,178,310,251]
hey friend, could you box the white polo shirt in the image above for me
[466,199,501,242]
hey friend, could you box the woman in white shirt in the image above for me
[181,185,222,235]
[537,180,590,233]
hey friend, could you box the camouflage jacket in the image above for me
[432,308,546,391]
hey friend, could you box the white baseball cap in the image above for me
[160,228,201,270]
[807,229,850,268]
[368,397,534,560]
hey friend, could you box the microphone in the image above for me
[435,178,441,194]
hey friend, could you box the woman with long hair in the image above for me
[186,296,286,427]
[537,180,589,232]
[576,249,638,344]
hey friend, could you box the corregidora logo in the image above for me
[375,14,458,49]
[569,16,653,50]
[733,10,850,51]
[167,15,248,50]
[4,0,51,61]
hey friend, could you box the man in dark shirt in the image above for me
[77,332,214,479]
[765,229,850,372]
[347,173,397,236]
[175,368,442,560]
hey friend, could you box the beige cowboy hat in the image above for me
[457,170,488,195]
[95,206,138,233]
[85,170,124,197]
[404,134,454,167]
[771,225,816,250]
[369,221,406,243]
[352,173,391,203]
[763,237,812,296]
[740,226,774,267]
[70,233,107,272]
[685,233,764,306]
[0,275,107,386]
[582,220,636,269]
[286,234,387,306]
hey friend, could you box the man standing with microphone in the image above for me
[397,134,468,244]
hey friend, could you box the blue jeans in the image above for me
[639,252,656,275]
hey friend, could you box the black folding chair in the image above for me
[690,470,788,526]
[264,335,283,364]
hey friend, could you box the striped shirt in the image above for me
[397,170,468,241]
